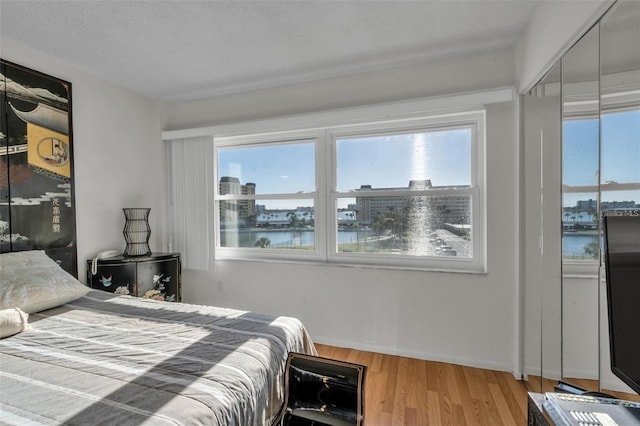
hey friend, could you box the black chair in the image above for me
[272,352,366,426]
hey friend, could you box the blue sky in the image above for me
[336,129,471,191]
[219,143,316,194]
[218,128,471,209]
[563,109,639,207]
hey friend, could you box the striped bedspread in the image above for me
[0,290,316,425]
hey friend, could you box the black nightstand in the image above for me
[86,252,181,302]
[272,352,366,426]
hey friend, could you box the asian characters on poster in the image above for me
[0,59,76,275]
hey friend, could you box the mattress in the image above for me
[0,290,316,425]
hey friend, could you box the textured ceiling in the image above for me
[0,0,539,102]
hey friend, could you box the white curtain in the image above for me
[166,136,214,270]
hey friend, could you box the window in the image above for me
[215,134,321,261]
[213,111,486,272]
[601,109,640,210]
[562,116,600,261]
[562,109,640,263]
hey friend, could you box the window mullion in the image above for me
[317,129,331,261]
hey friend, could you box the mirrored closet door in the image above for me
[560,21,600,395]
[523,60,562,394]
[524,0,640,399]
[597,0,640,399]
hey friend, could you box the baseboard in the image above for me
[523,366,562,381]
[562,368,598,381]
[313,336,514,376]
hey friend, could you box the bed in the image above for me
[0,250,316,425]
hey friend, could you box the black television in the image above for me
[603,209,640,395]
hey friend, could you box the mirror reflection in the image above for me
[561,21,600,395]
[598,0,640,401]
[525,1,640,402]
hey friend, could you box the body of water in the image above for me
[224,228,596,258]
[563,233,598,257]
[221,229,375,248]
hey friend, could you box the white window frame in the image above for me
[214,129,325,263]
[327,113,485,272]
[213,111,487,273]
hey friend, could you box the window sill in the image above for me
[213,256,487,275]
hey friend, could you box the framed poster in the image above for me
[0,59,77,276]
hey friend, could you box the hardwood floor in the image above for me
[315,344,530,426]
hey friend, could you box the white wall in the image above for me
[164,50,521,374]
[515,0,613,93]
[1,39,167,278]
[163,48,515,131]
[183,122,521,368]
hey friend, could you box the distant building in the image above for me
[575,199,638,211]
[219,176,472,231]
[255,209,314,228]
[577,199,597,210]
[602,200,637,209]
[354,180,470,228]
[219,177,256,226]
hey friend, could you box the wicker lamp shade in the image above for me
[123,208,151,257]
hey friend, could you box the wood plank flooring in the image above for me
[315,343,530,426]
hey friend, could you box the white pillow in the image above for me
[0,250,89,314]
[0,307,31,338]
